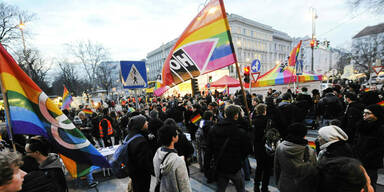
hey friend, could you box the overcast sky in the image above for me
[5,0,384,61]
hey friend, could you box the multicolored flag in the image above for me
[288,40,302,66]
[61,85,72,110]
[155,0,236,96]
[0,44,109,178]
[82,108,93,115]
[191,114,202,125]
[377,101,384,106]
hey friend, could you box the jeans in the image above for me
[86,172,95,185]
[243,157,251,180]
[216,170,245,192]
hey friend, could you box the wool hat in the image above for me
[318,125,348,149]
[287,123,307,138]
[365,104,384,120]
[128,114,147,131]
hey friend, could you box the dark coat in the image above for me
[148,118,163,154]
[318,93,344,119]
[252,115,270,161]
[318,140,354,161]
[126,131,154,178]
[207,118,252,174]
[342,101,364,142]
[354,119,384,169]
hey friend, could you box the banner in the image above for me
[155,0,236,96]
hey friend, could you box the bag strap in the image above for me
[215,137,230,166]
[124,134,143,143]
[158,151,172,181]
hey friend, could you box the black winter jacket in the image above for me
[354,119,384,169]
[126,131,154,177]
[207,118,252,174]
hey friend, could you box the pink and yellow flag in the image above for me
[155,0,236,96]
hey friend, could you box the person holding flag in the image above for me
[0,43,110,181]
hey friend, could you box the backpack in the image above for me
[109,134,143,178]
[263,119,281,156]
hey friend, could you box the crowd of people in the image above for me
[0,81,383,192]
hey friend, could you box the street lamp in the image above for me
[18,16,27,54]
[310,7,318,73]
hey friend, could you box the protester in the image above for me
[252,103,273,192]
[24,136,68,192]
[153,124,192,192]
[316,157,374,192]
[342,92,364,142]
[125,114,154,192]
[207,104,252,192]
[0,149,26,192]
[274,123,317,192]
[354,104,384,190]
[317,125,354,161]
[195,111,214,173]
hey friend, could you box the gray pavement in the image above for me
[66,129,384,191]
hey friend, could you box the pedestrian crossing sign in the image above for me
[120,61,148,89]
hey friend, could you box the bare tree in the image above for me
[67,40,109,89]
[96,61,117,95]
[0,2,35,48]
[56,59,81,94]
[351,36,383,79]
[335,50,353,73]
[15,48,50,92]
[349,0,384,14]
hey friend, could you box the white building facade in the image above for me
[351,23,384,72]
[292,37,340,75]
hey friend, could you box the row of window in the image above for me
[231,25,272,41]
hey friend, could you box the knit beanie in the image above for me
[287,123,307,138]
[365,104,384,120]
[318,125,348,150]
[128,114,147,131]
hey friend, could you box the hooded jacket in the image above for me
[317,125,354,161]
[39,153,68,192]
[274,141,317,192]
[153,147,191,192]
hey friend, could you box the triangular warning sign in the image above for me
[373,66,383,75]
[122,64,146,87]
[252,72,260,82]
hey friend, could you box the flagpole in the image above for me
[219,0,251,125]
[0,78,16,151]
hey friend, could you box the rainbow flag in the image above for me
[377,101,384,106]
[155,0,236,96]
[288,40,302,66]
[61,85,72,110]
[255,64,322,87]
[308,140,316,150]
[191,114,202,125]
[0,44,109,178]
[82,108,93,115]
